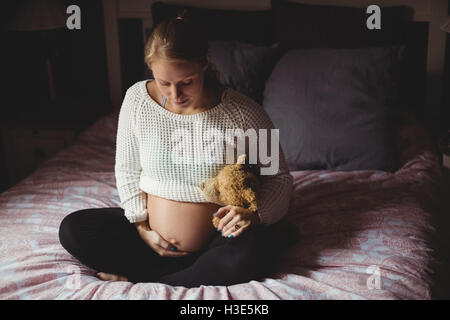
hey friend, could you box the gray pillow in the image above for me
[263,46,404,172]
[209,40,279,104]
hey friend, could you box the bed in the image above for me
[0,0,449,300]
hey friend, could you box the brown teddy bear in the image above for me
[200,154,261,228]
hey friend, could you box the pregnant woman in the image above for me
[58,11,296,288]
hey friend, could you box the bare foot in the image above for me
[97,272,128,282]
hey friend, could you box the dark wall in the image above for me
[444,35,450,133]
[0,0,111,192]
[0,1,21,192]
[2,0,110,113]
[119,18,145,95]
[443,1,450,133]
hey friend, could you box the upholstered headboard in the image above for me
[102,0,448,131]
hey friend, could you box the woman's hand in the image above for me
[215,205,260,239]
[135,221,190,257]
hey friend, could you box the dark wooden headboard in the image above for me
[102,0,448,131]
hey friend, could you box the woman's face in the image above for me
[150,57,208,110]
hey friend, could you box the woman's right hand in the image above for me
[135,221,190,257]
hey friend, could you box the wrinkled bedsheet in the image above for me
[0,110,447,299]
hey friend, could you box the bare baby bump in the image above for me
[146,194,220,253]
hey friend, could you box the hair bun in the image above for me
[174,8,191,21]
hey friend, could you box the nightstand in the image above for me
[0,103,104,187]
[1,125,77,186]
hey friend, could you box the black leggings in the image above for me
[58,207,297,288]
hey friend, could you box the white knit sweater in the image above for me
[115,80,293,224]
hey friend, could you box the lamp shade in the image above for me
[9,0,66,31]
[441,17,450,33]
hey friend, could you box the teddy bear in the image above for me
[199,154,260,228]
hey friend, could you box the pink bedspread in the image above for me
[0,111,446,299]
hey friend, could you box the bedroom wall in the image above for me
[443,1,450,133]
[0,0,111,193]
[2,0,111,116]
[0,1,22,193]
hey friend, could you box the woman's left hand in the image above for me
[215,205,260,238]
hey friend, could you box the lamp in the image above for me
[8,0,67,101]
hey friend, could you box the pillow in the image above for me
[151,1,275,46]
[208,41,279,104]
[262,46,405,172]
[271,0,412,49]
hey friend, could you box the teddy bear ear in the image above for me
[236,154,247,165]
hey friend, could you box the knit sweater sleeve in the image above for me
[240,96,294,225]
[114,88,148,223]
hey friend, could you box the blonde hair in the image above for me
[144,9,221,86]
